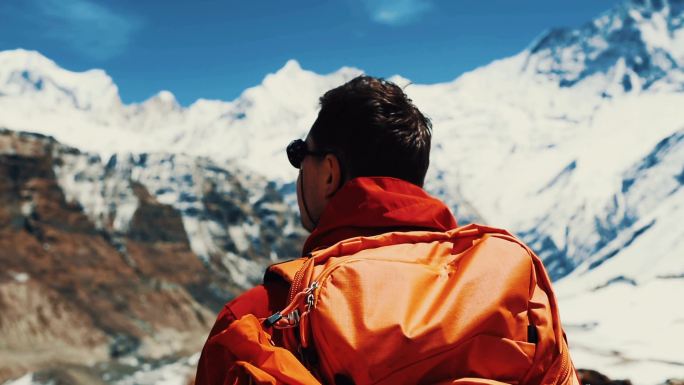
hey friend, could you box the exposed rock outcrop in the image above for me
[577,369,633,385]
[0,129,305,383]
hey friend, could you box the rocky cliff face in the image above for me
[0,129,305,383]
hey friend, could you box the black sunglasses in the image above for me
[286,139,330,169]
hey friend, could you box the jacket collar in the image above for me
[302,177,458,255]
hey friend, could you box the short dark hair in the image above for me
[309,75,432,187]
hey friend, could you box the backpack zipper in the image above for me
[556,343,571,384]
[288,255,316,305]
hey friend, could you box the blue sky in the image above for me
[1,0,621,106]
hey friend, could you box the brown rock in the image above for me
[577,369,632,385]
[0,131,212,382]
[0,129,307,383]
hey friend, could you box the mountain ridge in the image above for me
[1,0,684,383]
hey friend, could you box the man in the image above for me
[195,76,577,385]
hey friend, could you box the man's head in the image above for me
[289,75,432,231]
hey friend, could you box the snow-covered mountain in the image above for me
[0,52,361,181]
[525,0,684,93]
[1,0,683,383]
[53,149,304,288]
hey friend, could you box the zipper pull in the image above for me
[267,281,319,330]
[300,281,319,348]
[305,281,319,311]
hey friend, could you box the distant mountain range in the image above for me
[1,0,683,384]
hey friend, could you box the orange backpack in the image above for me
[220,224,579,385]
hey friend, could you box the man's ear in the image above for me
[323,153,343,197]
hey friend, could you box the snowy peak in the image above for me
[0,49,364,176]
[240,59,361,115]
[524,0,684,93]
[277,59,304,74]
[139,90,181,112]
[0,49,122,112]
